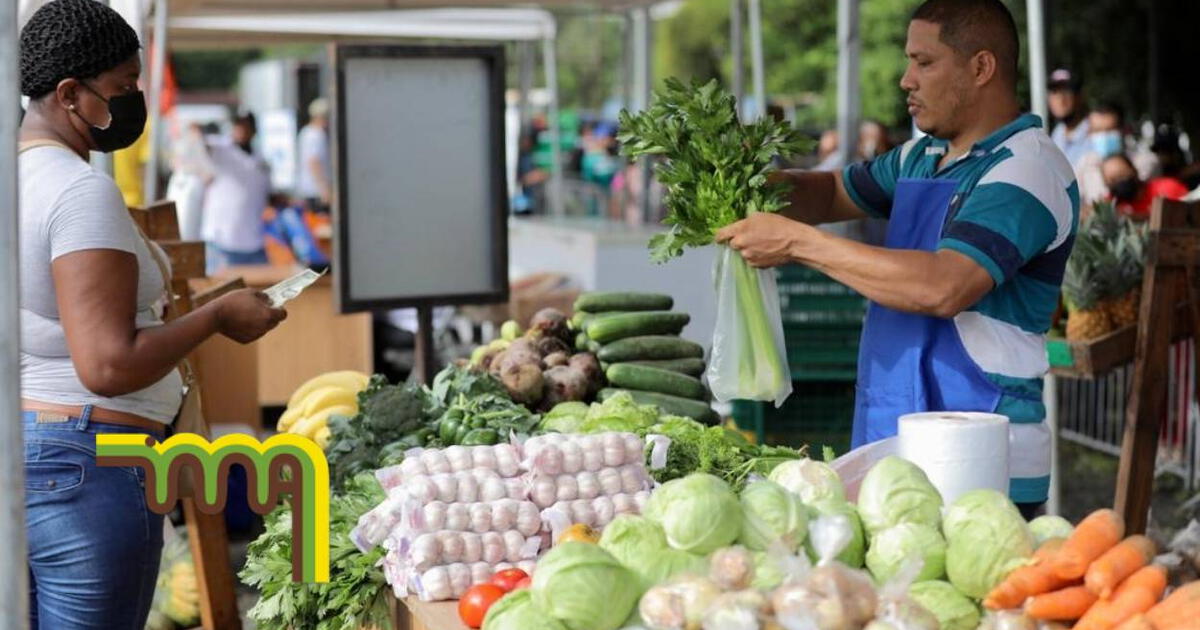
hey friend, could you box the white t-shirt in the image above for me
[19,145,182,423]
[200,138,271,253]
[295,124,330,199]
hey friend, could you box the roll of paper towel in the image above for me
[897,412,1009,505]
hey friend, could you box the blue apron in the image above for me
[851,177,1004,448]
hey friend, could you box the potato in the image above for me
[501,362,544,405]
[543,352,570,368]
[568,353,603,393]
[541,366,590,409]
[536,336,571,358]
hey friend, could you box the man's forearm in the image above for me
[788,223,987,318]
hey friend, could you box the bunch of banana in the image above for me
[163,560,199,626]
[278,370,370,449]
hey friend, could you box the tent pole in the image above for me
[0,0,30,624]
[836,0,860,167]
[144,0,168,203]
[632,5,653,224]
[748,0,765,120]
[730,0,744,116]
[1027,0,1048,123]
[542,33,564,217]
[518,41,533,128]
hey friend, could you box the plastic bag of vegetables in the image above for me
[770,514,879,630]
[768,458,846,506]
[532,542,642,630]
[638,574,723,630]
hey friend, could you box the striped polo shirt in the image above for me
[842,113,1079,503]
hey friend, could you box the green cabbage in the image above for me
[865,523,947,584]
[908,581,981,630]
[768,458,846,505]
[539,402,589,433]
[752,551,787,590]
[599,515,706,591]
[942,489,1035,599]
[804,499,866,568]
[738,480,809,551]
[643,473,742,555]
[483,590,568,630]
[581,391,660,433]
[857,456,943,537]
[531,542,642,630]
[1028,515,1075,547]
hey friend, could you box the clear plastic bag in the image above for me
[707,245,792,407]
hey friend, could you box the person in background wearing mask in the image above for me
[1101,153,1188,219]
[813,129,843,171]
[296,97,332,215]
[858,119,894,161]
[17,1,286,626]
[200,112,273,273]
[1075,102,1158,209]
[1047,68,1090,167]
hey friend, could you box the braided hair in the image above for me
[20,0,141,99]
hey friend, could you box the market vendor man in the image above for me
[717,0,1077,518]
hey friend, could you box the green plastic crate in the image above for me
[775,264,866,380]
[731,380,857,455]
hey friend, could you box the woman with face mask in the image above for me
[17,1,287,627]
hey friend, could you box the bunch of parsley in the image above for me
[618,78,810,401]
[241,473,390,630]
[617,78,809,263]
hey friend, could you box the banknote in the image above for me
[263,269,326,308]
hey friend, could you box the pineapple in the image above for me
[1097,206,1148,329]
[1062,230,1116,341]
[1063,201,1148,340]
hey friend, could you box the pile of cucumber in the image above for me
[571,291,718,425]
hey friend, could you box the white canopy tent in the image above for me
[0,1,1055,623]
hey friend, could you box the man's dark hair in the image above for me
[912,0,1020,87]
[234,112,258,133]
[1092,101,1125,126]
[19,0,141,99]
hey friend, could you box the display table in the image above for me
[392,596,469,630]
[208,264,373,408]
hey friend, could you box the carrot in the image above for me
[1113,614,1156,630]
[1051,509,1125,580]
[1074,565,1168,630]
[1145,581,1200,629]
[1086,535,1158,599]
[983,538,1071,610]
[1026,585,1099,620]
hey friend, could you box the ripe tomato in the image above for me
[514,576,532,590]
[490,568,529,592]
[458,584,505,629]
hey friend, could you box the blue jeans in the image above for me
[24,407,165,629]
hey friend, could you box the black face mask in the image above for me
[72,83,147,153]
[1110,177,1140,202]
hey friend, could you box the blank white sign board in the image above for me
[333,46,508,312]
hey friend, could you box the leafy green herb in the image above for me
[242,473,390,630]
[431,364,508,407]
[642,416,804,490]
[617,77,808,263]
[619,78,810,401]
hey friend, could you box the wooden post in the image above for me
[1115,197,1200,533]
[130,201,242,629]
